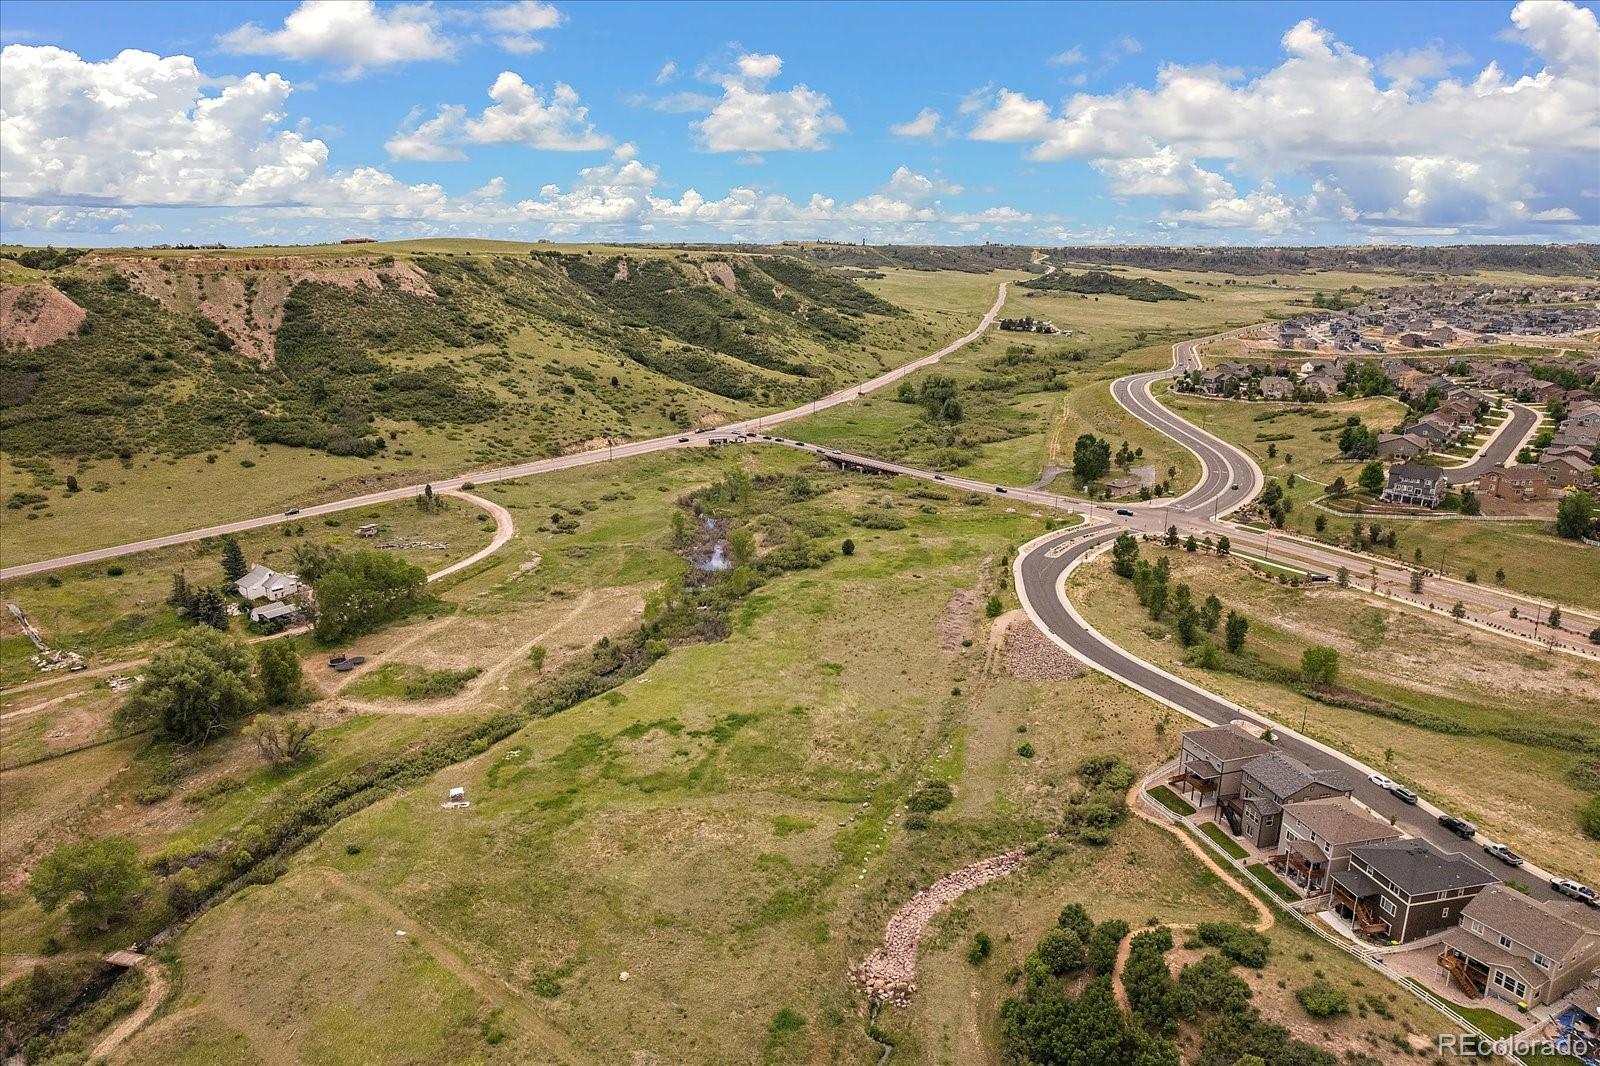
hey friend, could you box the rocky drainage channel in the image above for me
[851,844,1030,1007]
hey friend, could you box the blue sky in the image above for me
[2,0,1597,246]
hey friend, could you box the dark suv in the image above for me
[1437,814,1476,839]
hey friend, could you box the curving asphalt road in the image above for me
[5,273,1590,884]
[1442,401,1540,485]
[1011,525,1569,903]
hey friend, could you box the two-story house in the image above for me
[1222,751,1355,849]
[1171,725,1273,810]
[1436,885,1600,1007]
[1381,461,1450,508]
[1270,795,1402,893]
[1331,840,1499,944]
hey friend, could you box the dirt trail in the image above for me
[334,589,607,716]
[91,962,168,1062]
[309,867,592,1065]
[851,773,1274,1013]
[1108,777,1275,1013]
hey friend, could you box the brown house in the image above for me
[1222,751,1355,849]
[1437,885,1600,1006]
[1541,454,1597,491]
[1331,840,1498,944]
[1377,432,1428,460]
[1173,725,1274,809]
[1480,464,1547,501]
[1269,796,1402,893]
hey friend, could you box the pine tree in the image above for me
[220,537,248,582]
[189,587,229,631]
[168,571,193,612]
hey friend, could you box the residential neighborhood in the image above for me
[1254,284,1600,357]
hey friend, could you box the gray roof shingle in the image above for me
[1185,724,1273,763]
[1350,839,1499,897]
[1244,751,1354,802]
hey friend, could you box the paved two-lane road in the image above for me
[1012,522,1571,904]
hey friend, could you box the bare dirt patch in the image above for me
[1003,619,1087,681]
[937,588,980,655]
[0,283,86,349]
[700,260,737,292]
[106,255,436,364]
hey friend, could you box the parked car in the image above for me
[995,486,1007,494]
[1482,843,1524,867]
[1115,508,1135,517]
[1390,786,1418,805]
[933,474,945,481]
[1551,879,1598,906]
[1369,773,1395,791]
[677,437,690,443]
[1438,814,1477,839]
[285,507,301,515]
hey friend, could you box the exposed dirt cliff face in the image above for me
[104,255,437,364]
[0,283,87,349]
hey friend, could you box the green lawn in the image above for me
[1246,863,1299,901]
[1201,821,1249,859]
[1148,785,1196,816]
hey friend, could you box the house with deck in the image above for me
[1269,796,1402,893]
[1221,751,1355,849]
[1331,840,1498,944]
[1171,725,1274,810]
[1436,885,1600,1007]
[1381,462,1449,508]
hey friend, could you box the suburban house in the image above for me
[235,564,302,602]
[1436,885,1600,1007]
[1331,840,1499,944]
[1382,462,1450,508]
[1171,725,1274,809]
[1377,432,1429,460]
[1258,376,1295,400]
[1541,453,1597,492]
[1268,796,1402,893]
[1221,750,1355,849]
[1301,370,1341,397]
[1480,464,1548,501]
[1403,418,1453,449]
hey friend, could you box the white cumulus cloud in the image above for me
[219,1,455,77]
[693,52,846,153]
[964,0,1600,237]
[890,107,941,138]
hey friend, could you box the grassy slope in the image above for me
[0,245,954,564]
[1069,546,1600,884]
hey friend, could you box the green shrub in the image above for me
[967,932,993,966]
[1295,979,1349,1018]
[1036,928,1086,976]
[1192,922,1270,968]
[906,780,954,813]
